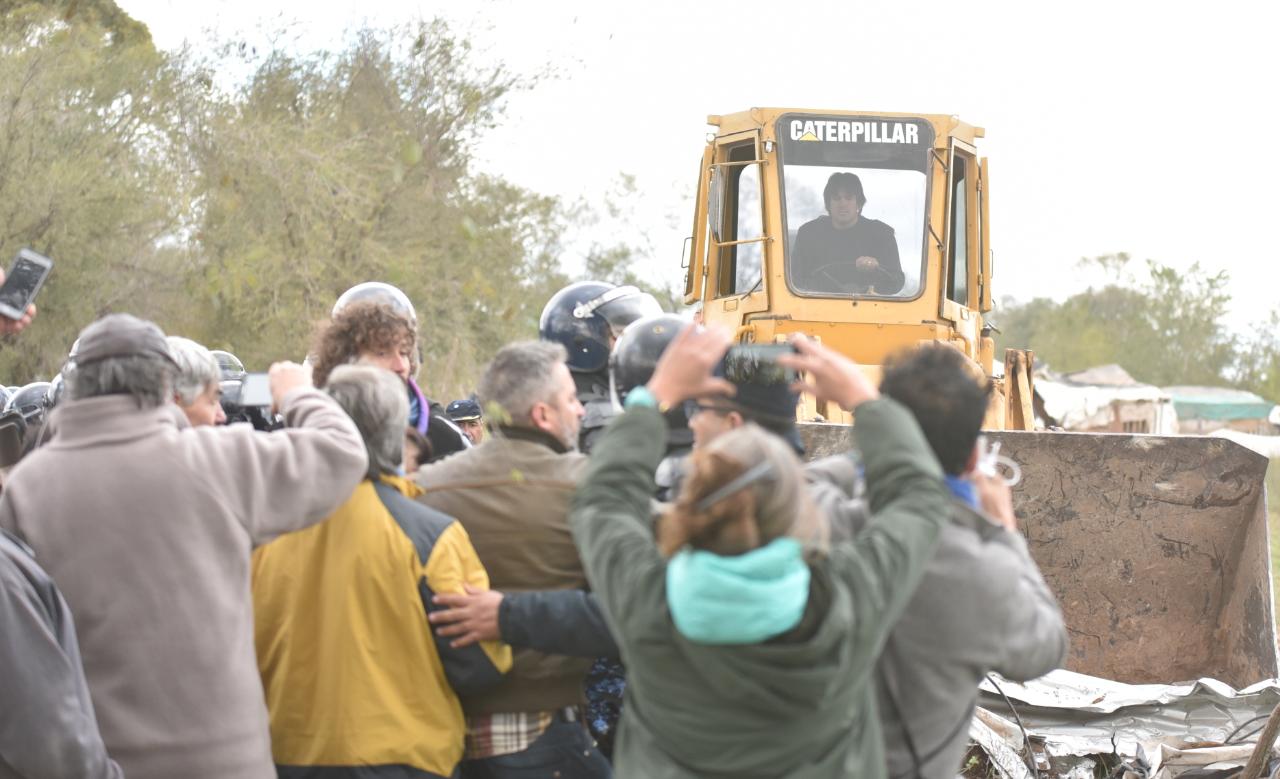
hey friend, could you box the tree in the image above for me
[0,0,186,381]
[168,23,576,398]
[1236,310,1280,403]
[575,174,682,312]
[995,254,1238,387]
[0,12,663,396]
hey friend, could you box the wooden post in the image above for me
[1004,349,1036,431]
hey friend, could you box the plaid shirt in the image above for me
[464,711,555,760]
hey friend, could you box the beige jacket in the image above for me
[414,426,592,715]
[0,388,367,779]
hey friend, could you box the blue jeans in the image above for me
[460,721,612,779]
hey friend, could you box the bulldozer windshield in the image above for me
[777,114,934,300]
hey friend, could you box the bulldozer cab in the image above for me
[684,108,1000,421]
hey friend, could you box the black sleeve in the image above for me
[499,590,621,660]
[790,223,817,288]
[875,226,905,294]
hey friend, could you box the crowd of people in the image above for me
[0,274,1067,779]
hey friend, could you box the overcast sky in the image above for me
[118,0,1278,331]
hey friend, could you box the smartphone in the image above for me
[0,249,53,320]
[238,372,273,408]
[721,343,798,386]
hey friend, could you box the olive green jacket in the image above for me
[569,398,950,779]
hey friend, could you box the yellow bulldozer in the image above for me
[681,107,1276,687]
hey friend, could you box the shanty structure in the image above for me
[1163,385,1279,435]
[1034,364,1177,434]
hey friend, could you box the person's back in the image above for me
[414,340,609,777]
[253,476,512,775]
[0,314,367,779]
[254,365,511,777]
[875,500,1064,778]
[868,344,1067,779]
[416,432,591,712]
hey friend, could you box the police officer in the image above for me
[539,281,661,452]
[445,397,485,445]
[609,313,694,501]
[210,349,278,432]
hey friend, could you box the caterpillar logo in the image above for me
[790,119,921,145]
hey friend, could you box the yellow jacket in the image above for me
[252,475,511,778]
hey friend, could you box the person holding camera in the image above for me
[844,344,1067,779]
[0,313,367,779]
[565,325,950,777]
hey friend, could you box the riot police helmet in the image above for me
[209,350,246,382]
[332,282,417,325]
[608,314,690,406]
[608,314,693,445]
[5,381,52,427]
[540,281,662,374]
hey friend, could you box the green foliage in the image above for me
[0,11,661,400]
[0,0,152,46]
[165,22,576,399]
[1236,311,1280,403]
[995,253,1246,388]
[576,174,682,312]
[0,1,181,380]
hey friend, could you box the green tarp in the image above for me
[1165,386,1277,422]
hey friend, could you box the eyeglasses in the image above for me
[683,400,734,418]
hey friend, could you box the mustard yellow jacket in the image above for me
[252,475,512,778]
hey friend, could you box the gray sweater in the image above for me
[812,465,1067,779]
[0,388,367,779]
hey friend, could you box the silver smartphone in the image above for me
[0,249,53,320]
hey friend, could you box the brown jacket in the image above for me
[414,426,592,715]
[0,388,367,779]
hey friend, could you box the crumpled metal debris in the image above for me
[965,670,1280,778]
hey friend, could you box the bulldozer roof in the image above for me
[705,107,984,144]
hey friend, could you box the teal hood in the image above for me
[666,537,810,645]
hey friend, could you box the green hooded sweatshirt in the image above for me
[569,398,950,779]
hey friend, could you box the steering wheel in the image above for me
[808,262,876,295]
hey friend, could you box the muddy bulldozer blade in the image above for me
[799,425,1277,686]
[991,431,1275,686]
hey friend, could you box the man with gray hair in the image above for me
[414,340,609,779]
[253,365,511,778]
[166,335,226,427]
[0,313,368,779]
